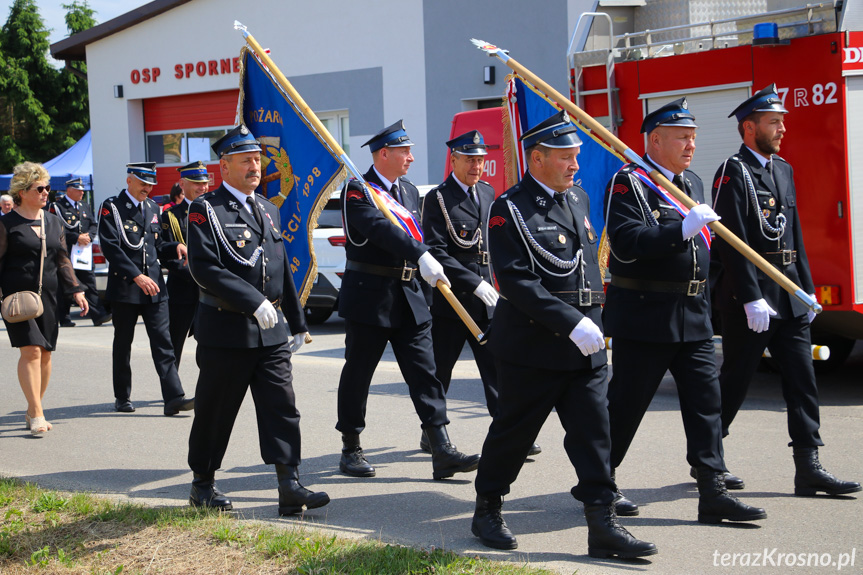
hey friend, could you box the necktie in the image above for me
[468,185,479,208]
[766,160,777,189]
[672,174,688,196]
[553,192,573,227]
[247,196,264,229]
[390,184,402,205]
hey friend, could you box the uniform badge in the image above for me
[189,212,207,225]
[652,210,661,219]
[489,216,506,228]
[71,215,77,220]
[124,225,129,230]
[132,225,138,232]
[243,230,251,239]
[613,184,628,195]
[459,230,468,238]
[584,216,595,241]
[126,202,132,209]
[101,207,110,217]
[536,195,547,208]
[151,214,158,224]
[162,223,169,229]
[228,200,239,210]
[768,197,776,207]
[236,240,246,248]
[559,234,567,244]
[762,209,771,218]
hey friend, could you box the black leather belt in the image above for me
[611,276,706,296]
[346,260,417,281]
[551,290,606,306]
[762,250,797,266]
[199,292,280,312]
[453,251,489,265]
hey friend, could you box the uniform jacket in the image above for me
[98,190,176,304]
[186,185,306,348]
[421,174,494,322]
[486,173,606,371]
[50,195,97,251]
[603,158,712,342]
[711,145,814,319]
[338,167,431,327]
[160,200,199,305]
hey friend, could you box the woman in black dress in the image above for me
[1,162,89,436]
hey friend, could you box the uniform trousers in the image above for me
[336,318,449,435]
[431,315,499,416]
[719,311,822,447]
[168,300,197,368]
[57,269,107,322]
[188,341,301,475]
[608,338,725,472]
[110,300,183,402]
[475,360,614,506]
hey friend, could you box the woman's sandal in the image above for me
[28,415,51,435]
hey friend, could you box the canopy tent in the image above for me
[0,130,93,192]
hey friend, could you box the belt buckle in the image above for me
[782,250,796,265]
[480,251,489,265]
[401,266,415,281]
[686,280,703,297]
[579,289,593,306]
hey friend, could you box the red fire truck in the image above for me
[452,2,863,367]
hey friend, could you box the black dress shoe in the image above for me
[92,313,112,327]
[114,399,135,413]
[189,474,232,510]
[339,434,376,477]
[613,491,640,517]
[60,320,76,327]
[527,443,542,456]
[690,466,744,490]
[164,396,195,416]
[427,426,480,480]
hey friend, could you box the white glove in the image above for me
[682,204,720,240]
[253,299,278,330]
[744,298,777,333]
[473,280,499,307]
[290,332,308,353]
[568,317,606,356]
[807,294,817,324]
[418,252,451,287]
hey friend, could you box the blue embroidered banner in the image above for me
[239,47,346,305]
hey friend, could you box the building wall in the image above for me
[85,0,594,205]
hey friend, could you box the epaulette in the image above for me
[478,179,490,186]
[773,154,788,165]
[401,176,413,184]
[619,164,637,174]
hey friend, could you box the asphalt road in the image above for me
[1,313,861,575]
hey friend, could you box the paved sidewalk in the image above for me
[1,316,861,574]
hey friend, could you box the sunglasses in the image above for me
[31,184,51,193]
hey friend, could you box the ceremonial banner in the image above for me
[503,74,623,233]
[238,46,346,305]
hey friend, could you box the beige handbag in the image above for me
[1,211,46,323]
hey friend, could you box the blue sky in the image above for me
[1,0,147,63]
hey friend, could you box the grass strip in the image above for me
[0,476,560,574]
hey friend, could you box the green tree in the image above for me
[0,0,56,171]
[53,1,95,146]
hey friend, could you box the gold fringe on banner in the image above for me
[501,74,519,191]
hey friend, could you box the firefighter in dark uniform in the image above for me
[185,125,328,515]
[712,85,860,497]
[51,178,111,326]
[603,98,767,524]
[420,131,543,456]
[471,111,655,559]
[98,163,194,416]
[337,120,479,480]
[160,161,210,367]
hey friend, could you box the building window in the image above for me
[317,110,350,156]
[146,127,232,165]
